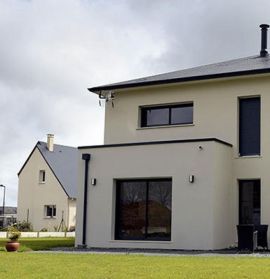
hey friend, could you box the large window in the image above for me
[115,179,172,241]
[239,97,260,156]
[141,103,193,127]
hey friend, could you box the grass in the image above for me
[0,238,270,278]
[0,253,270,278]
[0,237,74,252]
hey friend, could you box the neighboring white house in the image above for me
[76,24,270,250]
[17,135,77,231]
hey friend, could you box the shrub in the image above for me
[69,226,75,232]
[40,228,48,232]
[15,221,33,232]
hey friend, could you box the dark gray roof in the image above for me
[0,207,17,215]
[37,142,78,199]
[89,55,270,93]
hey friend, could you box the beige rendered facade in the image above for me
[17,139,77,231]
[76,72,270,250]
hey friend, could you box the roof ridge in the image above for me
[89,54,270,93]
[38,141,76,149]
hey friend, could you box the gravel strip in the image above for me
[31,247,270,257]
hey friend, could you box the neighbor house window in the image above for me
[239,97,260,156]
[44,205,56,218]
[141,103,193,127]
[39,170,46,183]
[115,179,172,241]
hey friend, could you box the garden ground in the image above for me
[1,238,270,278]
[1,253,270,278]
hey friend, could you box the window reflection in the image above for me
[115,179,172,241]
[171,105,193,125]
[141,103,193,127]
[148,181,172,240]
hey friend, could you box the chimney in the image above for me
[47,134,54,152]
[260,24,270,57]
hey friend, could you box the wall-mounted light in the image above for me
[189,175,195,183]
[91,178,97,186]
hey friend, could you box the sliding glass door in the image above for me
[115,179,172,241]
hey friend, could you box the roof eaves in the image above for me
[36,144,71,198]
[88,68,270,94]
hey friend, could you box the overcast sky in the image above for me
[1,0,269,205]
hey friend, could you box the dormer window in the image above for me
[140,103,193,128]
[39,170,46,183]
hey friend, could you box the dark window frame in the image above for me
[39,170,46,183]
[115,178,172,241]
[140,103,193,127]
[44,205,56,218]
[238,96,261,156]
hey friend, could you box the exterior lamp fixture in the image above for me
[189,175,195,183]
[91,178,97,186]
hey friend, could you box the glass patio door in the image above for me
[239,180,261,225]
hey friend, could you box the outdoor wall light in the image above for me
[91,178,97,186]
[189,175,195,183]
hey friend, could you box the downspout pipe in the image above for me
[81,153,91,247]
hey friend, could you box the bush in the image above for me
[40,228,48,232]
[69,226,75,232]
[15,221,33,232]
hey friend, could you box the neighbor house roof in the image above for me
[0,207,17,215]
[18,142,78,199]
[89,55,270,93]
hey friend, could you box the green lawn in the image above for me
[0,237,74,251]
[0,253,270,278]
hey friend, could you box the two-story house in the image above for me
[17,134,77,231]
[76,24,270,250]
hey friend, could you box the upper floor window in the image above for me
[239,97,260,156]
[39,170,46,183]
[140,103,193,127]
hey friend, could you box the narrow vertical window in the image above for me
[39,170,46,183]
[239,97,260,156]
